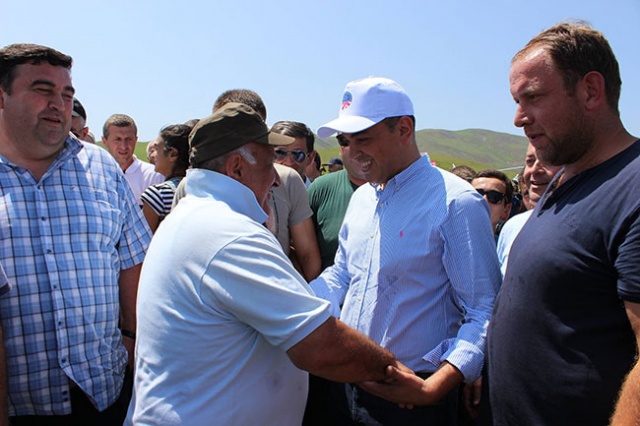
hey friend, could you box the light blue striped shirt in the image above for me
[0,136,151,415]
[311,155,500,381]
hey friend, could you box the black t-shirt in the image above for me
[485,140,640,426]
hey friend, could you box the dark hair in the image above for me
[0,43,72,93]
[213,89,267,121]
[102,114,137,139]
[160,124,192,175]
[473,169,514,204]
[451,165,477,183]
[513,21,621,114]
[183,118,200,128]
[312,151,321,170]
[382,115,416,131]
[270,121,315,152]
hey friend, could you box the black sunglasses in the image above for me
[336,135,349,147]
[476,188,505,205]
[275,148,307,163]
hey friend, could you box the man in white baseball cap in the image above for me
[310,77,501,425]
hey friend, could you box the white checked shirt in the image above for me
[0,136,151,416]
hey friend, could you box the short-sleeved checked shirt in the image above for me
[0,136,152,416]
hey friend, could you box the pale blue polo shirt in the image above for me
[127,169,331,426]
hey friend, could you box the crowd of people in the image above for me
[0,21,638,426]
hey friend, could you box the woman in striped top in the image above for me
[141,123,192,233]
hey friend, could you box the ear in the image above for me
[168,147,179,162]
[500,203,512,221]
[224,153,244,180]
[306,150,316,166]
[397,116,414,144]
[581,71,607,111]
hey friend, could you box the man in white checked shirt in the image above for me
[0,43,151,425]
[310,77,501,425]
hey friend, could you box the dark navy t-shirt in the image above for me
[485,140,640,426]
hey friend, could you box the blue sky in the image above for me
[2,0,639,142]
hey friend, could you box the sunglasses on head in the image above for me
[274,148,307,163]
[476,188,506,205]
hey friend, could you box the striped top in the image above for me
[141,176,184,222]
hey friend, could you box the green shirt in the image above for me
[308,170,360,270]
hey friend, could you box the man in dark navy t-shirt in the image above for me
[484,23,640,426]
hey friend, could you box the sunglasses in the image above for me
[275,148,307,163]
[476,188,506,205]
[336,135,349,147]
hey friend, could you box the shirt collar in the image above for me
[0,134,84,171]
[184,168,268,224]
[370,153,431,193]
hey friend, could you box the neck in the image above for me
[120,157,135,171]
[561,124,635,183]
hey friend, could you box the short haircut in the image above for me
[213,89,267,121]
[383,115,416,132]
[0,43,72,93]
[513,21,621,114]
[160,124,192,172]
[451,165,477,183]
[270,121,315,152]
[102,114,137,139]
[473,169,514,204]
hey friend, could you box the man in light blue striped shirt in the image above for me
[311,77,501,425]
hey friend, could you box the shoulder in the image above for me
[274,164,308,199]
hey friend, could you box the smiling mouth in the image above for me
[360,159,372,170]
[530,180,549,187]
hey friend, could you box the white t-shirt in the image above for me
[123,156,164,206]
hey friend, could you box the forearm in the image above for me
[119,263,142,332]
[288,317,396,383]
[611,357,640,425]
[420,362,464,404]
[290,220,322,281]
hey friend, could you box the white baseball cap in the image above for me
[317,77,414,138]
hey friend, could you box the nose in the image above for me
[280,155,295,167]
[513,104,530,128]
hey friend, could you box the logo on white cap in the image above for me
[317,77,414,138]
[341,92,353,111]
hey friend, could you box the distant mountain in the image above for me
[316,128,529,173]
